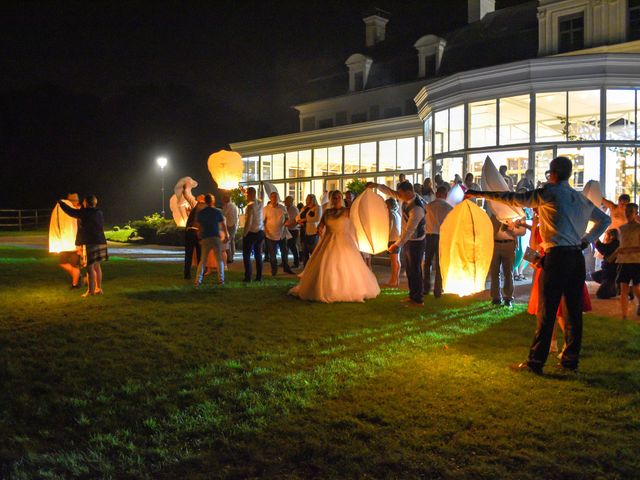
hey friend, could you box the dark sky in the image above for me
[1,0,527,222]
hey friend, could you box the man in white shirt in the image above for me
[615,203,640,319]
[423,186,453,298]
[242,187,265,282]
[489,214,526,308]
[221,194,239,264]
[467,156,611,374]
[367,180,427,307]
[263,192,293,276]
[284,196,300,268]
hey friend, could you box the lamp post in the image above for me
[156,156,168,217]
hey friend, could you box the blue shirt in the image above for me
[197,206,224,239]
[477,181,611,250]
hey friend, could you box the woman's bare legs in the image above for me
[621,283,630,319]
[94,262,103,294]
[60,263,80,286]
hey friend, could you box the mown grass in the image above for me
[0,245,639,479]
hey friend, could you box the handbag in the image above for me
[523,246,542,266]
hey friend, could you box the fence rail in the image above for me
[0,209,51,231]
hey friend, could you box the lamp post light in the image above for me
[156,156,168,217]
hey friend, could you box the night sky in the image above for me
[1,0,527,222]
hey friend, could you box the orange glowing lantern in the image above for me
[207,150,244,190]
[48,200,78,253]
[350,189,389,254]
[439,200,494,296]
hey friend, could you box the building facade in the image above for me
[231,0,640,203]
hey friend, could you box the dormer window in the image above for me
[414,35,446,78]
[345,53,373,92]
[558,13,584,53]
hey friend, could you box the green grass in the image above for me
[0,245,639,479]
[104,227,136,243]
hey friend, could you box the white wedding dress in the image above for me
[289,209,380,303]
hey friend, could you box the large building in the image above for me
[230,0,640,203]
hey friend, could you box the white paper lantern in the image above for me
[582,180,602,207]
[446,184,464,207]
[169,194,190,227]
[48,200,78,253]
[480,156,525,222]
[207,150,243,190]
[439,200,494,296]
[350,189,390,254]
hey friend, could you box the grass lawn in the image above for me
[0,245,639,479]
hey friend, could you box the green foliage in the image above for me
[230,188,247,211]
[104,226,136,243]
[129,213,181,244]
[345,178,368,196]
[1,244,639,479]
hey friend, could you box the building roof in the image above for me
[295,1,539,105]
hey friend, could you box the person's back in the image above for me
[425,198,453,234]
[197,206,224,239]
[618,221,640,263]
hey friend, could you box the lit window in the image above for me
[424,115,433,159]
[568,90,600,141]
[313,149,328,176]
[434,110,448,154]
[536,92,567,142]
[606,90,636,141]
[360,142,377,173]
[435,157,463,184]
[397,137,416,170]
[260,155,272,180]
[468,150,529,187]
[298,150,312,178]
[558,13,584,53]
[469,99,497,148]
[379,140,397,171]
[605,147,637,201]
[449,105,465,151]
[499,95,530,145]
[271,154,285,180]
[242,157,259,182]
[344,144,360,174]
[328,146,342,175]
[286,152,298,180]
[557,146,600,190]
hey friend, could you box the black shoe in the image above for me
[504,300,513,308]
[509,362,542,375]
[284,268,294,274]
[492,299,502,306]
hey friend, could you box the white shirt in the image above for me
[296,204,322,235]
[425,198,453,235]
[243,201,264,235]
[263,202,288,241]
[222,202,238,227]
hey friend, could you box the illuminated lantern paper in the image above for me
[48,200,78,253]
[480,156,524,222]
[263,181,278,198]
[169,194,190,227]
[170,177,198,227]
[446,184,464,207]
[439,200,494,296]
[582,180,602,207]
[207,150,243,190]
[350,189,390,254]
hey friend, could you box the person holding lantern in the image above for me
[423,186,453,298]
[263,192,294,276]
[466,156,610,374]
[366,180,427,307]
[489,214,526,307]
[221,194,238,264]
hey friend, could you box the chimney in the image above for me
[363,9,390,47]
[468,0,495,23]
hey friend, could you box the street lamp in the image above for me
[156,156,168,217]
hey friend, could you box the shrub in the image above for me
[230,188,247,211]
[345,178,367,196]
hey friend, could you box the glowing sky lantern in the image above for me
[207,150,243,190]
[169,176,198,227]
[582,180,603,234]
[480,156,524,222]
[350,189,390,254]
[439,200,494,296]
[48,200,78,253]
[446,184,464,207]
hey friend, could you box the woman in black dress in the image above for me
[58,194,108,296]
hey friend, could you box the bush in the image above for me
[105,226,136,243]
[230,188,247,211]
[345,178,367,196]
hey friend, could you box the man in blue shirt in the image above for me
[195,194,229,287]
[467,156,610,374]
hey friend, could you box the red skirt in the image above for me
[527,267,591,315]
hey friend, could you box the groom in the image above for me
[367,181,427,307]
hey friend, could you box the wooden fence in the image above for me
[0,209,51,231]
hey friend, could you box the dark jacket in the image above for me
[58,201,106,246]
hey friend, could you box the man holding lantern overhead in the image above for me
[367,180,427,307]
[466,157,610,375]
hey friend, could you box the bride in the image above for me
[289,190,380,303]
